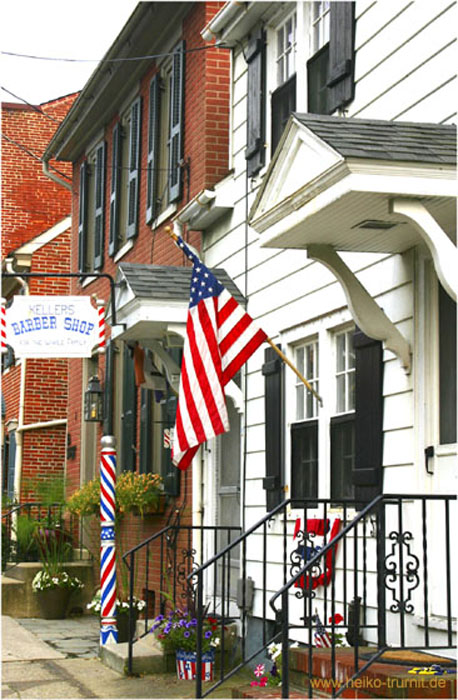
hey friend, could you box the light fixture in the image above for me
[84,376,104,422]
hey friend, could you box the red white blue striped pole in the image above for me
[100,435,118,645]
[1,298,7,354]
[96,298,106,354]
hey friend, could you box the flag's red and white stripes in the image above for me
[172,289,266,470]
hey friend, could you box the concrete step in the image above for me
[100,634,166,676]
[1,561,96,617]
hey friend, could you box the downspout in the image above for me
[42,156,72,191]
[5,260,28,501]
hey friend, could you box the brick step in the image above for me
[290,647,456,698]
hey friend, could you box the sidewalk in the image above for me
[1,616,249,699]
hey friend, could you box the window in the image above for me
[78,141,106,273]
[145,42,185,225]
[439,284,457,444]
[109,98,142,257]
[331,330,355,500]
[307,1,331,115]
[271,12,297,153]
[291,340,319,501]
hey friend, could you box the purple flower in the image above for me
[184,631,191,638]
[164,623,172,634]
[179,620,186,627]
[205,631,212,639]
[190,618,197,626]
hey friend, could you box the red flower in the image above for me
[329,613,344,625]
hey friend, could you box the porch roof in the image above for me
[249,114,456,256]
[109,262,245,343]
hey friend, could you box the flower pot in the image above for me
[116,608,139,643]
[35,587,71,619]
[176,649,214,681]
[130,495,166,517]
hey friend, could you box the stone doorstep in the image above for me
[100,636,165,676]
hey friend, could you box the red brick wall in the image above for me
[1,93,78,259]
[2,93,76,502]
[64,2,230,605]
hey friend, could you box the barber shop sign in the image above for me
[4,296,104,358]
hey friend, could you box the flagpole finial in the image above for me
[165,225,178,242]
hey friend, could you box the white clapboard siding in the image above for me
[354,0,413,52]
[353,41,457,120]
[354,0,454,79]
[395,78,457,123]
[383,427,415,467]
[383,394,414,431]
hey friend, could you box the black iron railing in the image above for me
[122,523,242,673]
[2,502,83,571]
[190,494,456,698]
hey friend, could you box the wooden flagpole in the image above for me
[165,225,323,405]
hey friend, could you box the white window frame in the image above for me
[334,329,356,415]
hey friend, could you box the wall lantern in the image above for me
[84,376,104,422]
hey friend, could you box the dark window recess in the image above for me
[127,97,142,240]
[78,161,88,273]
[327,1,356,113]
[139,387,152,474]
[168,41,185,203]
[121,344,137,472]
[271,74,296,155]
[307,44,330,115]
[352,329,384,505]
[6,430,17,500]
[146,75,160,224]
[331,414,355,501]
[439,284,457,444]
[291,420,318,504]
[93,141,106,270]
[109,123,122,257]
[245,26,266,177]
[262,345,284,511]
[2,345,15,371]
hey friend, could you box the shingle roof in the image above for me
[294,114,456,165]
[118,262,245,304]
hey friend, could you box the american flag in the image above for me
[172,235,267,470]
[313,614,332,648]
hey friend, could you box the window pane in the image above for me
[348,371,355,411]
[336,375,346,413]
[296,384,305,420]
[306,344,315,378]
[336,334,345,371]
[331,417,355,501]
[296,347,304,375]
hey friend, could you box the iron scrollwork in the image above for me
[176,547,200,606]
[289,529,323,600]
[384,530,420,613]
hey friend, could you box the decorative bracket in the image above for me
[307,244,412,373]
[390,198,457,302]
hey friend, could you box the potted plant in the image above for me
[32,527,83,619]
[66,478,100,517]
[116,471,164,517]
[87,589,146,643]
[151,608,220,681]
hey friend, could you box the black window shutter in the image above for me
[127,97,142,240]
[121,344,137,472]
[93,141,106,270]
[78,161,88,273]
[169,41,185,203]
[139,388,152,474]
[245,27,266,177]
[109,123,122,257]
[262,345,284,511]
[146,76,160,224]
[327,2,355,113]
[352,329,383,504]
[163,393,180,497]
[271,73,296,155]
[439,284,457,444]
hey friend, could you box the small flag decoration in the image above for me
[171,235,267,470]
[313,614,332,648]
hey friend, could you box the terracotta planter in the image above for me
[35,587,71,619]
[176,649,214,681]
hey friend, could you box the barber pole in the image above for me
[100,435,118,645]
[1,298,7,354]
[97,299,106,354]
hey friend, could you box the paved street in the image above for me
[1,616,250,699]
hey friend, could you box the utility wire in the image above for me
[1,43,228,64]
[1,86,61,123]
[1,134,72,181]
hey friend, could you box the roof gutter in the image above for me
[201,0,246,42]
[42,157,72,191]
